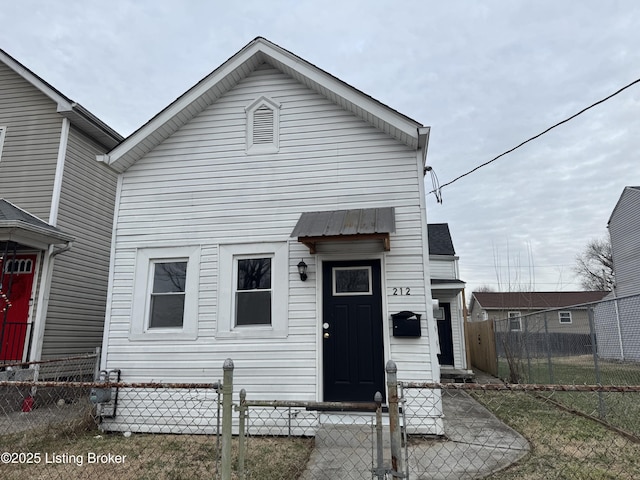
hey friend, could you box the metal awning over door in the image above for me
[291,207,395,253]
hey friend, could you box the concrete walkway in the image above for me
[300,379,529,479]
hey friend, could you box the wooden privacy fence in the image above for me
[466,319,497,376]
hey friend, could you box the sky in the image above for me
[1,1,638,297]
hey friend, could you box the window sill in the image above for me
[129,329,198,342]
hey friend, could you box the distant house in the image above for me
[594,186,640,361]
[98,38,442,434]
[427,223,468,373]
[469,291,609,334]
[0,49,122,363]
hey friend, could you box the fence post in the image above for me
[544,312,554,384]
[386,360,403,479]
[237,388,247,480]
[373,391,385,480]
[221,358,234,480]
[588,308,606,419]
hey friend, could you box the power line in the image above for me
[429,76,640,197]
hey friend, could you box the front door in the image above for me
[0,254,37,362]
[322,260,385,402]
[437,303,454,366]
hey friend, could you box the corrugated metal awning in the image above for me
[291,207,395,253]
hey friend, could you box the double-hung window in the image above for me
[130,246,200,340]
[148,261,187,328]
[235,257,272,326]
[558,311,572,324]
[508,311,522,331]
[218,242,288,338]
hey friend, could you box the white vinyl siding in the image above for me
[105,64,433,398]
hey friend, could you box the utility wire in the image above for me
[430,76,640,196]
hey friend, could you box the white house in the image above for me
[98,37,442,434]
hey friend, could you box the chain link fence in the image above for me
[495,293,640,386]
[2,357,640,479]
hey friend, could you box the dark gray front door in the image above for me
[322,260,385,402]
[437,303,454,366]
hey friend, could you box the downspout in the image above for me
[30,117,70,361]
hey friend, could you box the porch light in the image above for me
[297,259,308,281]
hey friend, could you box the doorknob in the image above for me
[323,332,330,339]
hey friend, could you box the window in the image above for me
[508,311,522,331]
[235,257,272,326]
[559,311,572,324]
[245,96,280,154]
[130,246,200,340]
[148,261,187,328]
[332,266,372,295]
[218,242,288,338]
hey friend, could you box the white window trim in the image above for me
[0,126,6,161]
[508,311,522,332]
[245,96,281,154]
[218,242,288,339]
[130,246,200,341]
[558,311,572,324]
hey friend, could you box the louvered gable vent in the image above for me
[253,106,274,144]
[246,96,280,153]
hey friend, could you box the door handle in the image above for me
[323,332,330,339]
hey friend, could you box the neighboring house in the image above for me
[0,49,122,364]
[608,186,640,298]
[469,291,609,334]
[98,37,442,434]
[594,186,640,361]
[427,223,468,373]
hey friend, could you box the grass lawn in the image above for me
[0,413,313,480]
[473,391,640,479]
[497,355,640,385]
[496,355,640,436]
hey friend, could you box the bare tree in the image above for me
[574,237,614,291]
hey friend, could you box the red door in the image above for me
[0,254,37,362]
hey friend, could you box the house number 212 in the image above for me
[392,287,410,295]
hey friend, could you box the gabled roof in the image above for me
[0,48,122,149]
[100,37,430,173]
[0,199,74,249]
[471,291,609,310]
[427,223,456,256]
[608,186,640,226]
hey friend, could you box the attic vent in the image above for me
[246,96,280,154]
[253,106,274,144]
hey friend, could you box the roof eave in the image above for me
[0,221,74,250]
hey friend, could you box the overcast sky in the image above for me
[1,1,638,296]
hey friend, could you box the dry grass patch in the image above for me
[472,391,640,479]
[1,416,314,480]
